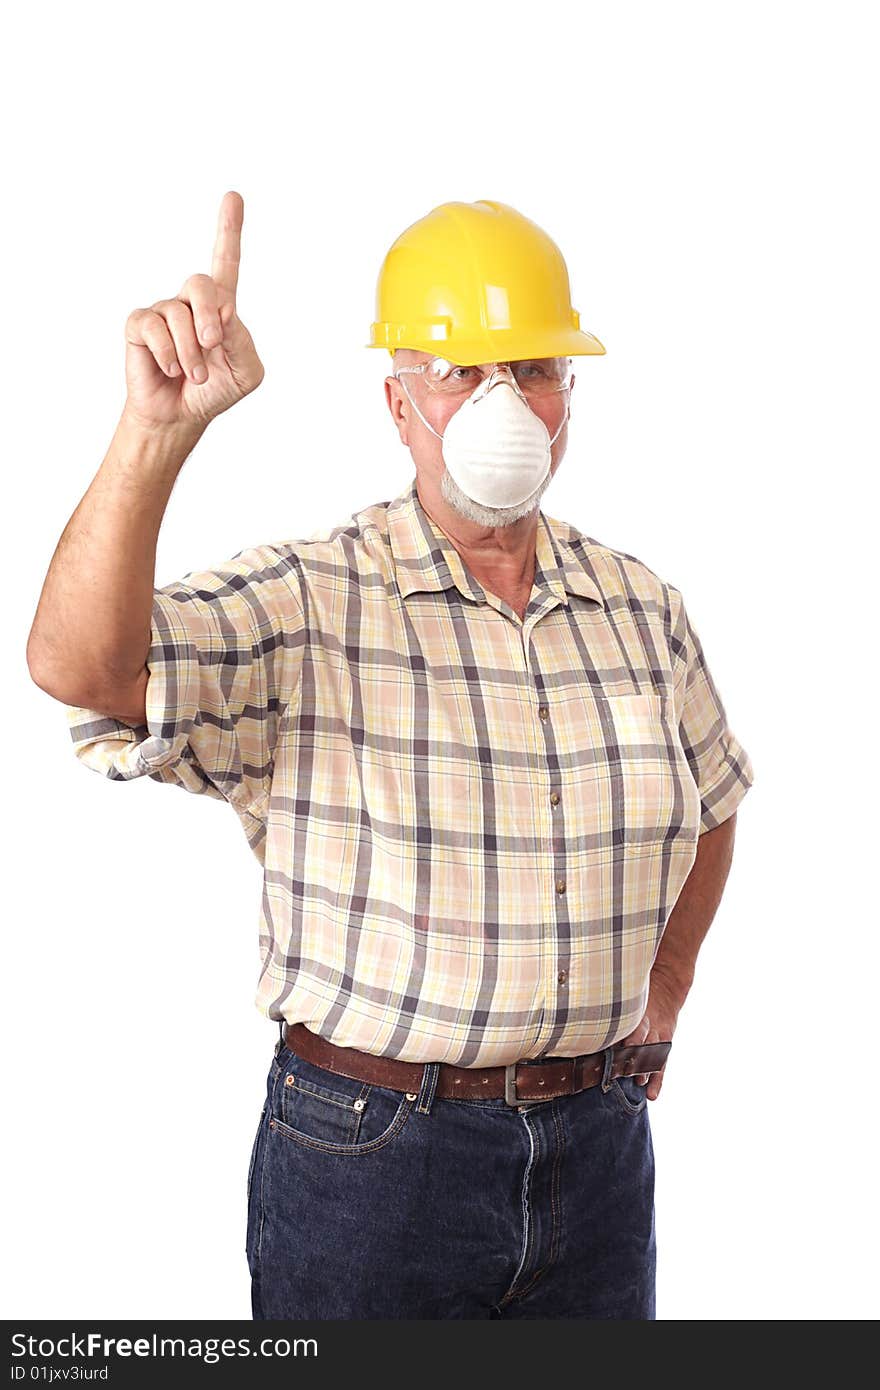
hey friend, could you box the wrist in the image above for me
[649,962,692,1016]
[112,409,206,480]
[117,406,207,451]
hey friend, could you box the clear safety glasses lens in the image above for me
[396,357,572,399]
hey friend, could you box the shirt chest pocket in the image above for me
[597,691,700,845]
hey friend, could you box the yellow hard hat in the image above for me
[367,199,605,366]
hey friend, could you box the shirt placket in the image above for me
[424,510,576,1061]
[519,594,570,1056]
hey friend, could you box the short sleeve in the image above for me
[64,542,305,859]
[669,585,754,834]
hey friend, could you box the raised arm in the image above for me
[26,190,264,719]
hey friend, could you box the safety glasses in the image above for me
[393,356,573,400]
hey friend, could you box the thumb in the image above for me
[218,302,263,383]
[219,301,246,347]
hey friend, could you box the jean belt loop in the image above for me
[601,1045,616,1093]
[274,1018,285,1059]
[415,1061,441,1115]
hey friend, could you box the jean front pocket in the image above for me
[608,1074,649,1116]
[280,1070,369,1144]
[269,1050,416,1156]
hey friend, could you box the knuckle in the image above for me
[130,310,162,344]
[165,301,196,332]
[126,307,156,335]
[179,272,216,303]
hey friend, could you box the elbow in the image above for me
[26,636,60,698]
[26,645,99,710]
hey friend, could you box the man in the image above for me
[27,191,754,1320]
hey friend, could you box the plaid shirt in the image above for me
[64,478,754,1066]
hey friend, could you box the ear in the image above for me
[384,376,410,446]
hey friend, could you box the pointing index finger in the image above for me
[211,190,244,302]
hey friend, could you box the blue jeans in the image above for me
[245,1037,656,1319]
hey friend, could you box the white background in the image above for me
[3,0,877,1321]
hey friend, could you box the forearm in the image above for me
[651,811,738,1010]
[26,409,205,705]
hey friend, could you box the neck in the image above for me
[414,473,540,588]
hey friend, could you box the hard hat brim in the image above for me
[367,325,605,364]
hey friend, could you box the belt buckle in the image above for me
[504,1062,521,1107]
[505,1057,569,1107]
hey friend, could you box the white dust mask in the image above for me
[397,368,566,508]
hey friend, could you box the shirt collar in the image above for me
[387,478,606,610]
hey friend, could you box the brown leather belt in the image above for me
[282,1022,671,1107]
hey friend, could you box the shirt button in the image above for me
[550,791,560,806]
[557,970,567,985]
[555,878,566,895]
[538,705,549,721]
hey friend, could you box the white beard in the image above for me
[438,462,555,528]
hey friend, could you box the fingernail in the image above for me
[201,325,217,346]
[192,364,207,383]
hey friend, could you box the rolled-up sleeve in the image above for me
[64,542,305,858]
[669,585,754,834]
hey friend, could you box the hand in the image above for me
[121,190,264,433]
[619,971,683,1101]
